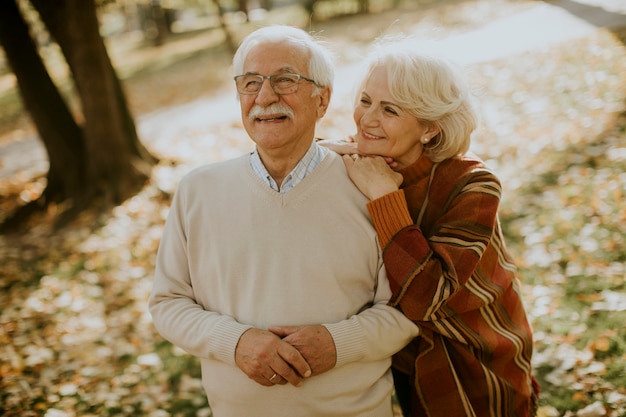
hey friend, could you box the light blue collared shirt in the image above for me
[249,142,329,194]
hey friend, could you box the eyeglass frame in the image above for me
[233,73,321,95]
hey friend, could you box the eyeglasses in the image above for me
[234,73,319,95]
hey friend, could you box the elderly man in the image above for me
[149,25,418,417]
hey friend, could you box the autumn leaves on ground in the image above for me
[1,1,626,416]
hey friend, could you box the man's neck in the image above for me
[257,141,313,188]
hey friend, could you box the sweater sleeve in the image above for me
[366,190,414,248]
[321,192,417,367]
[384,167,504,322]
[148,182,252,365]
[323,265,419,368]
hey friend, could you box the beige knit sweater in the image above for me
[149,150,418,417]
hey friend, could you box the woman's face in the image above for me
[353,66,435,169]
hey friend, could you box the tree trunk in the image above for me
[31,0,157,206]
[149,0,169,46]
[0,0,85,206]
[303,0,316,15]
[211,0,236,54]
[358,0,369,13]
[0,0,158,231]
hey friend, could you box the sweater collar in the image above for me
[398,152,434,187]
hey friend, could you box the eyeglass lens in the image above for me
[235,74,302,94]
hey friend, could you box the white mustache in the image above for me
[249,103,294,122]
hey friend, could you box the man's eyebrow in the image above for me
[276,66,298,73]
[243,66,298,76]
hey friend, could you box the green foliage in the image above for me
[605,361,626,389]
[155,340,203,387]
[540,386,587,412]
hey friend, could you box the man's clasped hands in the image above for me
[235,325,337,387]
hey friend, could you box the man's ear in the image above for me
[316,87,331,119]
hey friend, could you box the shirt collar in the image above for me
[249,142,328,193]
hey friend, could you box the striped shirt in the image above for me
[249,143,328,194]
[366,152,539,417]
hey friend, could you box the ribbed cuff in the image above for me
[322,319,366,368]
[208,318,253,365]
[367,190,414,248]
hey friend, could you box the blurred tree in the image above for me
[303,0,316,15]
[0,0,157,230]
[237,0,249,20]
[211,0,236,53]
[303,0,371,18]
[148,0,170,45]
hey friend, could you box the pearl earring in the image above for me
[421,136,430,144]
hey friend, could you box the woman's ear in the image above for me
[425,123,441,139]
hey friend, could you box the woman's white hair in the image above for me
[361,39,478,162]
[232,25,335,96]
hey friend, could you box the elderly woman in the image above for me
[322,45,539,416]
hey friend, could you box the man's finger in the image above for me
[268,325,300,338]
[277,341,312,380]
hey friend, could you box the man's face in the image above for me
[238,42,330,158]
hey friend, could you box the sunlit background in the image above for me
[1,0,625,416]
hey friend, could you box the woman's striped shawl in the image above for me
[367,153,539,417]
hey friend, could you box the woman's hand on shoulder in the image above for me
[316,137,358,155]
[342,154,403,201]
[318,136,398,169]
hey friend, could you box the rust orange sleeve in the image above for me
[366,190,414,248]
